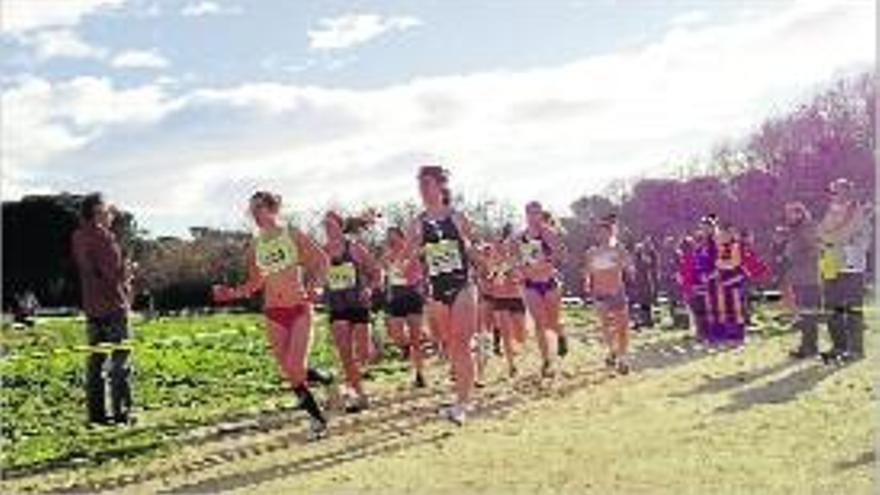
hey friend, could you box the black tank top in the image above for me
[420,213,469,287]
[325,241,363,309]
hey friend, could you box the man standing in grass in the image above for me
[783,202,821,359]
[818,178,873,363]
[72,193,135,425]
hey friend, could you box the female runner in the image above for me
[212,191,330,439]
[488,225,527,377]
[584,216,634,374]
[519,202,567,377]
[382,226,428,388]
[406,166,479,425]
[322,211,381,413]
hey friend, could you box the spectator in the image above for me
[71,193,135,425]
[818,178,873,363]
[688,217,718,342]
[707,224,747,345]
[783,202,821,359]
[629,240,658,329]
[660,236,689,329]
[770,225,796,314]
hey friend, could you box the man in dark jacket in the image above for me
[783,202,821,358]
[71,193,134,425]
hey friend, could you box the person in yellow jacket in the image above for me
[818,178,873,363]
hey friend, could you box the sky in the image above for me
[1,0,874,237]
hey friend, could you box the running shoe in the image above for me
[440,404,467,426]
[604,354,617,369]
[307,367,335,387]
[616,359,630,375]
[345,395,370,414]
[306,417,327,442]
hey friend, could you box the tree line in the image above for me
[3,72,873,312]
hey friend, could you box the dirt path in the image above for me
[5,324,875,495]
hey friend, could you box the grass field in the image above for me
[0,304,875,494]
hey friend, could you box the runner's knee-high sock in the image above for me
[294,384,326,423]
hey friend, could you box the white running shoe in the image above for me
[440,404,467,426]
[306,417,327,442]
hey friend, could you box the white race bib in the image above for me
[327,262,357,291]
[388,263,409,286]
[520,239,544,264]
[424,240,463,276]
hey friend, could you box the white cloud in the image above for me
[2,76,181,186]
[180,1,241,17]
[110,49,170,69]
[4,0,873,234]
[23,29,107,61]
[1,0,125,34]
[669,10,709,27]
[308,14,422,50]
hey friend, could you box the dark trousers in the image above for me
[86,312,132,423]
[823,273,865,357]
[631,301,654,328]
[664,288,690,329]
[792,284,821,354]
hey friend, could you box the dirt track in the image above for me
[5,323,875,495]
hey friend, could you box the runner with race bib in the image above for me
[406,166,479,425]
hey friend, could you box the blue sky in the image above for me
[1,0,874,236]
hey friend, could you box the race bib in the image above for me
[327,262,357,291]
[424,240,463,276]
[255,233,297,275]
[492,260,513,282]
[520,239,544,264]
[388,263,409,286]
[591,250,618,271]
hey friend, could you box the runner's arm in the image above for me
[452,212,480,263]
[352,241,382,292]
[543,227,566,266]
[582,250,593,296]
[215,245,263,301]
[293,228,329,286]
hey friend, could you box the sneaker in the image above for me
[112,414,136,426]
[557,334,569,358]
[788,349,817,360]
[508,365,518,378]
[306,417,327,442]
[604,354,617,369]
[440,404,466,426]
[820,350,846,365]
[307,367,335,387]
[616,359,630,375]
[345,395,369,414]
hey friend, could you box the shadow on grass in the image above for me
[714,363,848,415]
[672,359,801,399]
[835,450,876,471]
